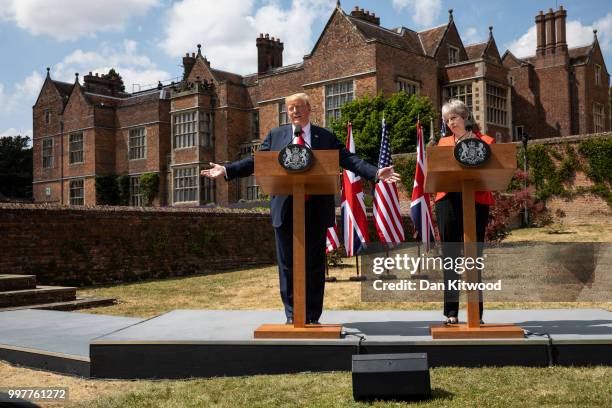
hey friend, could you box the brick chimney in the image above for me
[83,69,125,95]
[535,10,546,56]
[183,52,196,79]
[544,8,556,54]
[554,6,568,54]
[350,6,380,25]
[256,33,283,74]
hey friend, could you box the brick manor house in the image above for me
[32,4,609,207]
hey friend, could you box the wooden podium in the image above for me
[253,150,343,339]
[425,144,525,339]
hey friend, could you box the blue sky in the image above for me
[1,0,610,140]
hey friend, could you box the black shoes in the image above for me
[285,317,293,325]
[285,317,321,325]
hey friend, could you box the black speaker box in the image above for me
[352,353,431,401]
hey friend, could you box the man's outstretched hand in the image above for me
[200,162,226,179]
[376,166,401,183]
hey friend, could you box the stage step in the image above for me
[0,274,37,292]
[0,286,76,308]
[0,297,116,312]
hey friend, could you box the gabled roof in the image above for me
[417,24,448,57]
[568,44,594,65]
[347,16,424,55]
[501,50,530,67]
[210,68,243,84]
[503,43,596,67]
[465,42,487,60]
[51,80,74,98]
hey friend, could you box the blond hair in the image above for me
[285,92,310,107]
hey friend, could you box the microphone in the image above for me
[293,124,302,138]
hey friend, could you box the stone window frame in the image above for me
[173,165,198,203]
[129,175,143,206]
[199,111,213,148]
[594,64,602,86]
[69,179,84,205]
[396,77,420,96]
[593,102,605,133]
[443,82,473,112]
[514,125,525,142]
[486,83,508,126]
[201,176,215,204]
[448,45,460,64]
[69,132,84,164]
[44,110,51,125]
[128,127,147,161]
[173,110,197,149]
[325,80,354,125]
[42,137,54,169]
[251,109,260,139]
[278,102,289,126]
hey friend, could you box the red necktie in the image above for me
[296,131,305,145]
[296,131,309,200]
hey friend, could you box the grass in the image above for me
[1,363,610,408]
[2,223,611,407]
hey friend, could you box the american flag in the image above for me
[341,123,369,256]
[373,117,405,246]
[409,121,435,251]
[326,224,340,253]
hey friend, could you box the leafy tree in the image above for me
[329,92,436,164]
[0,135,32,199]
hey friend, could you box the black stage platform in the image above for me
[1,309,610,378]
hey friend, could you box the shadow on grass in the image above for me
[79,263,276,290]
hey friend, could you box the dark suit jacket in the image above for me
[225,124,378,228]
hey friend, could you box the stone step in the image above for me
[0,296,116,312]
[0,286,76,308]
[0,274,37,292]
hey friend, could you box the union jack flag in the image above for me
[409,121,435,251]
[341,122,369,256]
[373,117,405,246]
[326,224,340,253]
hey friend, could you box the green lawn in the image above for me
[67,367,610,408]
[1,223,610,407]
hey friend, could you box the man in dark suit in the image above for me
[201,93,399,324]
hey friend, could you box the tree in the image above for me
[329,92,436,164]
[0,135,32,199]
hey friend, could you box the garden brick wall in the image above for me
[0,204,277,286]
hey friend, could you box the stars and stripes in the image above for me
[409,120,435,252]
[326,224,340,253]
[340,122,370,256]
[373,117,405,246]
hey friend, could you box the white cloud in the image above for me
[159,0,334,75]
[0,127,32,139]
[392,0,442,27]
[0,0,158,41]
[506,13,612,58]
[0,71,44,115]
[463,27,484,45]
[52,40,172,92]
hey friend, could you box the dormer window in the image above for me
[448,45,459,64]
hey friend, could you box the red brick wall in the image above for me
[0,204,276,286]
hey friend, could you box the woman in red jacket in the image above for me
[435,99,495,325]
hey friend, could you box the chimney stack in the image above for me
[554,6,568,54]
[256,33,284,74]
[350,6,380,25]
[535,11,545,56]
[544,8,556,54]
[183,51,196,79]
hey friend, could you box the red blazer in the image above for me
[434,132,495,205]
